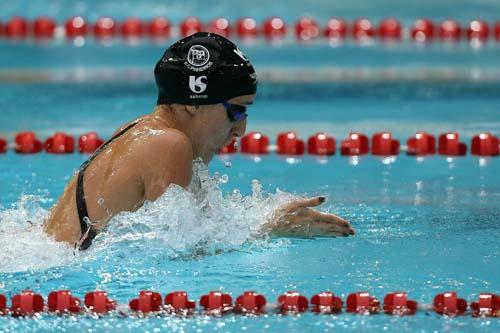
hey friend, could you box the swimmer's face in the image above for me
[196,94,255,162]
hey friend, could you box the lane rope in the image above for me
[1,131,498,156]
[0,290,498,317]
[0,16,499,44]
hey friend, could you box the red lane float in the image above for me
[11,290,44,316]
[378,18,402,40]
[277,291,308,313]
[383,292,417,315]
[129,290,163,313]
[84,291,116,314]
[5,17,29,38]
[310,291,343,313]
[324,18,348,40]
[471,133,499,156]
[236,18,258,38]
[276,132,305,155]
[15,132,43,154]
[65,16,87,38]
[179,17,203,37]
[234,291,266,314]
[78,132,104,154]
[0,294,6,315]
[352,18,375,40]
[148,17,171,39]
[438,132,467,156]
[411,19,434,42]
[263,17,287,40]
[47,290,82,314]
[407,132,436,156]
[45,132,74,154]
[94,17,117,39]
[346,292,380,314]
[495,22,500,41]
[2,289,500,317]
[295,17,320,41]
[33,17,56,39]
[433,292,467,316]
[307,132,336,155]
[241,131,269,154]
[219,138,238,154]
[121,18,144,38]
[209,18,230,37]
[199,291,232,314]
[341,132,369,156]
[467,20,489,41]
[0,137,7,153]
[470,293,499,317]
[439,20,461,41]
[371,132,399,155]
[165,291,196,314]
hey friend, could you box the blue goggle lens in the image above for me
[223,102,248,122]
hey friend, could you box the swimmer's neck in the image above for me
[152,105,212,164]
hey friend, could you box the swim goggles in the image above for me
[223,102,248,122]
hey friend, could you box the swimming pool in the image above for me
[1,1,500,332]
[0,77,499,331]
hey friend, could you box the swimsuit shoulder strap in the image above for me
[76,120,141,250]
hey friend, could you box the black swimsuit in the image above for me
[76,121,139,250]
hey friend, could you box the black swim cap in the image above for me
[154,32,257,105]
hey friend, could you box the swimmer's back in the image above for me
[43,115,193,244]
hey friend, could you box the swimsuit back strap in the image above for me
[76,121,140,250]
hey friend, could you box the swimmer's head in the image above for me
[154,32,257,106]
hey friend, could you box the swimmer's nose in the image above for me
[231,119,247,138]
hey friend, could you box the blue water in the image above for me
[0,80,499,332]
[1,1,500,332]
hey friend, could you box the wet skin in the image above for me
[44,94,355,246]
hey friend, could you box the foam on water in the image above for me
[0,195,74,273]
[0,159,296,272]
[93,159,295,256]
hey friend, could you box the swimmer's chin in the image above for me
[195,152,215,165]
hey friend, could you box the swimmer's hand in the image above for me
[267,196,355,238]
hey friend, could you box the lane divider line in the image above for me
[1,131,497,157]
[0,290,497,317]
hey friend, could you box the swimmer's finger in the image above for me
[312,211,355,235]
[284,196,325,212]
[309,222,348,237]
[313,211,351,228]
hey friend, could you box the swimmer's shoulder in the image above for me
[119,117,192,154]
[131,122,193,166]
[140,127,193,157]
[115,115,193,162]
[132,127,193,189]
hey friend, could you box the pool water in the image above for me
[1,0,500,330]
[0,78,499,332]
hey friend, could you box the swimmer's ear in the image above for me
[185,105,198,116]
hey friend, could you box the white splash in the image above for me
[94,159,295,256]
[0,195,74,273]
[0,159,296,272]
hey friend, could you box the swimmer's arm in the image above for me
[264,196,355,238]
[139,132,193,201]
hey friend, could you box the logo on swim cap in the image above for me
[189,76,207,94]
[187,45,210,67]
